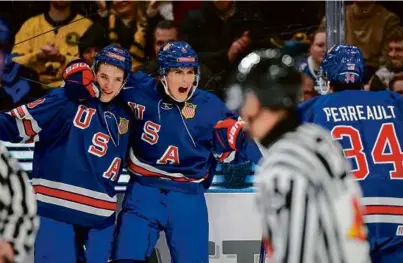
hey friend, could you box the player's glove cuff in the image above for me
[214,118,245,151]
[62,59,100,100]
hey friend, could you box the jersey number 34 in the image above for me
[332,123,403,180]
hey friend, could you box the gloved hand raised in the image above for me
[62,59,100,99]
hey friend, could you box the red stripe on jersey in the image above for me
[365,205,403,215]
[16,106,26,118]
[33,185,116,211]
[128,162,208,182]
[22,119,36,136]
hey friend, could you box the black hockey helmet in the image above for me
[225,49,302,112]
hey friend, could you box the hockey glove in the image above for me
[62,59,100,100]
[213,118,245,152]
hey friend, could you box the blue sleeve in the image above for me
[0,89,71,143]
[118,71,156,103]
[388,91,403,113]
[297,97,318,122]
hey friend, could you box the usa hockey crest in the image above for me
[181,102,196,119]
[118,117,129,134]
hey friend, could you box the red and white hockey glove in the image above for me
[62,59,100,99]
[213,118,245,152]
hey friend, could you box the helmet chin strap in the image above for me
[161,75,199,103]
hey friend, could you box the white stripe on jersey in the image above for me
[0,143,39,263]
[256,123,370,263]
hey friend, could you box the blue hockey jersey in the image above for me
[0,88,131,228]
[298,90,403,239]
[121,71,262,194]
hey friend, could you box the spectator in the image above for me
[11,1,92,88]
[146,0,174,21]
[364,74,388,91]
[78,23,108,65]
[320,1,400,82]
[181,1,266,91]
[153,20,179,57]
[139,20,222,98]
[300,75,319,102]
[374,27,403,88]
[96,0,155,71]
[138,20,180,74]
[389,72,403,95]
[299,29,326,82]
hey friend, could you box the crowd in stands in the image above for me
[1,1,403,111]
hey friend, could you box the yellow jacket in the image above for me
[12,13,92,88]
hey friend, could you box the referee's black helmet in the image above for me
[225,49,302,111]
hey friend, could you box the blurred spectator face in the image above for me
[301,75,318,101]
[113,0,137,16]
[96,64,125,103]
[388,40,403,69]
[166,67,195,102]
[392,80,403,95]
[50,0,71,10]
[82,47,100,66]
[212,1,234,11]
[310,32,326,64]
[154,28,178,56]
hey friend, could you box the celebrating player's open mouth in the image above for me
[164,68,195,102]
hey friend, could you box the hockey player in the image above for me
[65,41,262,263]
[0,45,132,263]
[0,17,39,263]
[225,48,370,263]
[298,44,403,263]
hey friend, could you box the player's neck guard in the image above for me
[260,110,300,148]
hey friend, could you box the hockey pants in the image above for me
[111,182,209,263]
[34,216,114,263]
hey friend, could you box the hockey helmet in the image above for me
[93,45,132,79]
[317,44,364,94]
[226,49,302,112]
[157,41,200,102]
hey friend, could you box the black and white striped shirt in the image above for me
[256,123,370,263]
[0,143,38,263]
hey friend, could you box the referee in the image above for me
[0,18,39,263]
[225,49,371,263]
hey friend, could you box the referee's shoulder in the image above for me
[260,123,339,178]
[265,123,327,159]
